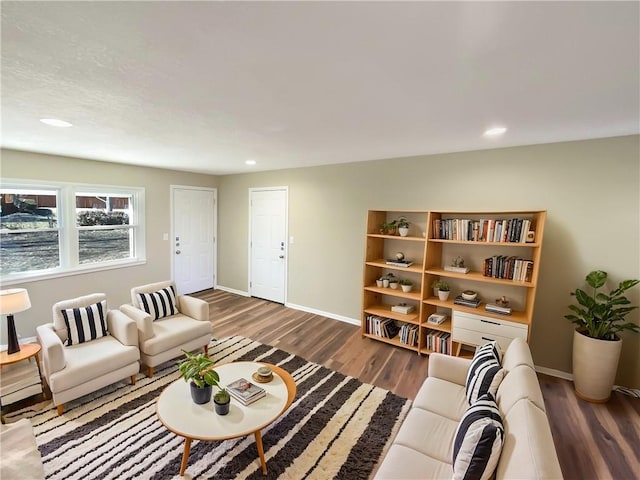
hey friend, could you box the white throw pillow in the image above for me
[137,286,178,320]
[61,300,108,346]
[452,393,504,480]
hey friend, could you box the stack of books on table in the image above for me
[453,295,481,308]
[485,303,512,315]
[226,378,266,406]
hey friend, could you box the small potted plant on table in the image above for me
[178,350,228,413]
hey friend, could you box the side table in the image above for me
[0,343,45,422]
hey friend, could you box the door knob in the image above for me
[279,255,285,259]
[176,250,181,254]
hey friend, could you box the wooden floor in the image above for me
[199,289,640,480]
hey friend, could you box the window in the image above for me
[1,181,145,284]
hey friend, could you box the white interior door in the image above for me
[249,188,287,303]
[172,186,216,295]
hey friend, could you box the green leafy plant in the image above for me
[396,217,409,228]
[178,350,223,389]
[214,389,230,403]
[399,279,413,286]
[431,280,449,291]
[565,270,640,340]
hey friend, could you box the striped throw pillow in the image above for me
[452,393,504,480]
[137,286,178,320]
[61,300,108,346]
[466,341,505,405]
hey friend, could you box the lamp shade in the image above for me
[0,288,32,315]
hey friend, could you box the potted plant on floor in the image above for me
[178,350,223,405]
[565,270,639,403]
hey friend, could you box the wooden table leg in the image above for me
[254,430,267,475]
[180,437,192,476]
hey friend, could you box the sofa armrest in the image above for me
[120,304,154,342]
[36,324,65,379]
[178,295,209,322]
[0,418,45,480]
[107,309,138,347]
[428,353,472,386]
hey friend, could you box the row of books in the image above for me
[432,218,533,243]
[227,378,266,406]
[483,256,534,282]
[425,330,451,354]
[366,314,401,338]
[399,324,419,346]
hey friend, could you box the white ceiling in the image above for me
[1,1,638,175]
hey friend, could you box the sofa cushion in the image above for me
[501,337,534,372]
[394,407,459,463]
[139,314,212,356]
[497,399,563,480]
[61,300,108,346]
[466,347,505,405]
[414,377,468,421]
[497,364,546,415]
[452,393,504,480]
[137,286,178,320]
[374,443,453,480]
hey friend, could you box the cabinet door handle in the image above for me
[482,336,495,342]
[481,319,500,325]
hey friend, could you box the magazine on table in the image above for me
[227,378,266,405]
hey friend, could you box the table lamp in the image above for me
[0,288,32,354]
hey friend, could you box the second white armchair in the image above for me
[120,280,211,377]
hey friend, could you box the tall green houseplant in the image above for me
[565,270,639,403]
[565,270,639,340]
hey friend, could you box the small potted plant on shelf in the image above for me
[400,278,413,293]
[389,277,399,289]
[376,277,384,288]
[431,280,450,301]
[564,270,639,403]
[397,217,410,237]
[382,273,397,288]
[178,350,225,407]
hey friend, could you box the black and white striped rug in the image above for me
[6,336,411,479]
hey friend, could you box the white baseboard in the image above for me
[535,365,573,381]
[215,285,250,297]
[285,302,360,326]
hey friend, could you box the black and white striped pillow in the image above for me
[452,393,505,480]
[476,340,502,364]
[137,286,178,320]
[61,300,108,346]
[466,341,505,405]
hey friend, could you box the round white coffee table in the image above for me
[156,361,296,476]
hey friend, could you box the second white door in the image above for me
[249,188,287,303]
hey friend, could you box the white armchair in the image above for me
[36,293,140,415]
[120,281,211,377]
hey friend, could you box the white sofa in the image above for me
[37,293,140,415]
[374,337,563,479]
[120,280,211,377]
[0,418,44,479]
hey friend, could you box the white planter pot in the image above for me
[376,280,383,288]
[401,285,412,293]
[437,290,450,301]
[382,279,390,288]
[389,282,399,290]
[572,329,622,403]
[398,227,409,237]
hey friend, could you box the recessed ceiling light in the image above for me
[245,160,256,165]
[483,126,507,137]
[40,118,73,127]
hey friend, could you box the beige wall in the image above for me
[2,136,638,388]
[0,149,218,340]
[217,135,640,387]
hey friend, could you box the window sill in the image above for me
[0,258,147,286]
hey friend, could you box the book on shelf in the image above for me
[483,256,534,282]
[444,265,470,274]
[226,378,267,406]
[366,314,401,339]
[485,304,512,315]
[432,217,535,244]
[427,313,447,325]
[453,296,481,308]
[385,259,413,267]
[399,324,418,346]
[425,329,451,354]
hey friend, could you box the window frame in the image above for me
[1,179,146,285]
